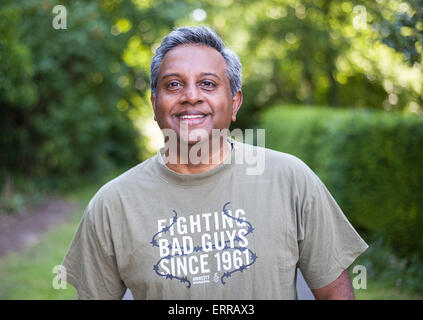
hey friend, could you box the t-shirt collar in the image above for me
[155,138,236,186]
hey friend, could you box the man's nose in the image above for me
[181,82,202,105]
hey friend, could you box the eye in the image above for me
[166,80,182,90]
[200,80,216,89]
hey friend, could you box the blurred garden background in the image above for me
[0,0,422,299]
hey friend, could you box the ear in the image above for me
[231,91,243,122]
[150,92,157,121]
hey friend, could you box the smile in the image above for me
[177,110,208,126]
[179,115,206,120]
[176,112,209,125]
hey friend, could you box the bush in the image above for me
[260,105,423,261]
[0,0,143,193]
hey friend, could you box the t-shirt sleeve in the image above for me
[60,199,126,299]
[296,169,369,290]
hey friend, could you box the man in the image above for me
[61,26,368,299]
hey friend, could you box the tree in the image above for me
[374,0,423,66]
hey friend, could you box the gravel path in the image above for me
[0,198,78,257]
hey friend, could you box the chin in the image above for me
[178,128,210,146]
[180,136,210,146]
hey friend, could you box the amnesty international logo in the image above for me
[150,202,258,288]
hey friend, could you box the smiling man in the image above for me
[150,30,243,173]
[61,26,368,300]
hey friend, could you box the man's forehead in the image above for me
[158,44,227,78]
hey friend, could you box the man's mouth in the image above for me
[176,112,209,125]
[179,114,206,120]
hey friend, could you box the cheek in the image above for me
[154,97,172,116]
[217,98,235,122]
[153,104,171,129]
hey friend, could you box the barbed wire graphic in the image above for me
[220,202,258,285]
[150,202,257,288]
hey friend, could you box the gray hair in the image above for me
[150,26,242,98]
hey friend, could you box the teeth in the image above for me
[179,115,205,120]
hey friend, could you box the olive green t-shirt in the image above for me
[61,138,368,299]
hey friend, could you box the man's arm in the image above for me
[311,269,355,300]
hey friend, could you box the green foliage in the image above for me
[373,0,423,65]
[353,236,423,296]
[0,5,36,107]
[1,0,141,191]
[193,0,423,130]
[261,105,423,261]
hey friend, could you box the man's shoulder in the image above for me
[234,140,314,177]
[253,145,322,195]
[266,147,317,182]
[264,145,308,168]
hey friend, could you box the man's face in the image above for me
[151,44,242,145]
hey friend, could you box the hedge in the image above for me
[260,105,423,261]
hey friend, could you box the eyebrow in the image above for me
[159,72,221,81]
[200,72,221,80]
[160,73,181,81]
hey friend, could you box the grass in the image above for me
[0,167,129,300]
[355,282,423,300]
[0,183,98,299]
[0,216,80,299]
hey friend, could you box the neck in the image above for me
[164,137,231,174]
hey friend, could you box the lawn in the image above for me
[355,282,423,300]
[0,215,80,299]
[0,184,97,300]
